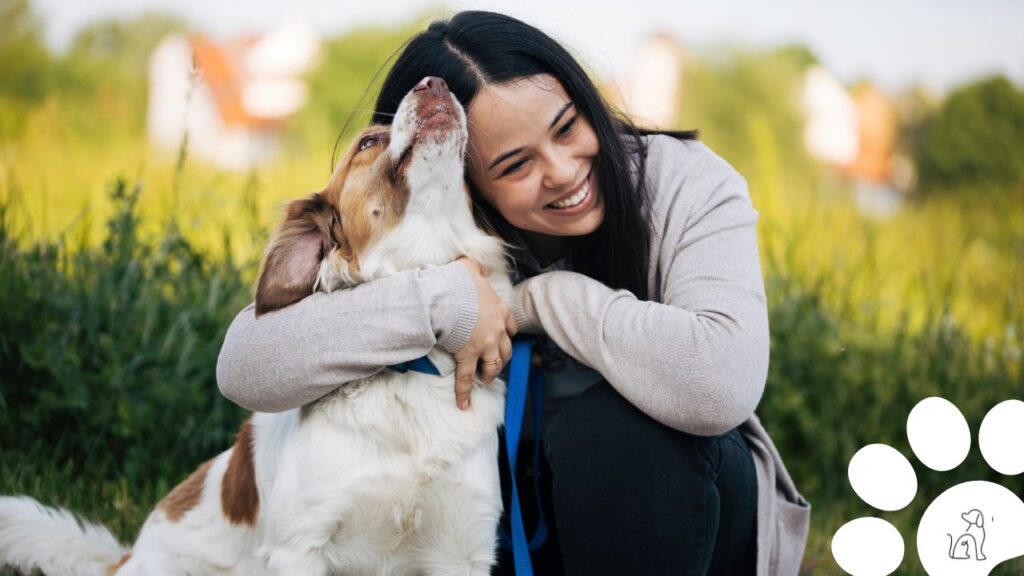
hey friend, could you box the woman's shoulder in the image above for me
[642,134,744,187]
[640,134,750,215]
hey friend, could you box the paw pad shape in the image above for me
[831,397,1024,575]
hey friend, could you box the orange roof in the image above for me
[847,84,896,183]
[188,35,283,129]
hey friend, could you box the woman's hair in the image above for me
[373,11,695,299]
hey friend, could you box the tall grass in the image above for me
[0,178,254,543]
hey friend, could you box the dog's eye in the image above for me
[358,136,380,152]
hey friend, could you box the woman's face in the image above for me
[466,74,604,238]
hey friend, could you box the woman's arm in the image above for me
[510,139,769,436]
[217,261,478,412]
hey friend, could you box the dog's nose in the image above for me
[413,76,449,97]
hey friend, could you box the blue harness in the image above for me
[389,337,547,575]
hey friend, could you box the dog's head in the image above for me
[255,76,469,316]
[962,509,984,528]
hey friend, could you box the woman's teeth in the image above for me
[549,179,590,209]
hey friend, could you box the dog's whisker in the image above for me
[340,109,397,118]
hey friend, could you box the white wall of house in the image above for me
[617,35,685,129]
[801,65,859,167]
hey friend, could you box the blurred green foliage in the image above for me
[56,13,185,138]
[0,181,252,485]
[0,0,52,137]
[913,76,1024,193]
[0,0,183,141]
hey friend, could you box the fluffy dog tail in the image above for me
[0,496,127,576]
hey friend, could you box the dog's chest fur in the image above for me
[247,366,505,566]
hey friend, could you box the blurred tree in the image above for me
[68,13,184,75]
[913,76,1024,194]
[677,44,821,196]
[0,0,52,137]
[57,13,186,136]
[774,43,819,70]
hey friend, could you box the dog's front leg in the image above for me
[259,498,340,576]
[257,445,359,576]
[263,545,331,575]
[412,437,503,576]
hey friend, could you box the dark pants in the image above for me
[495,381,758,576]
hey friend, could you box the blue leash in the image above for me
[389,338,547,575]
[386,356,441,376]
[499,337,548,575]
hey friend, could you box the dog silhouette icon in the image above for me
[948,508,987,561]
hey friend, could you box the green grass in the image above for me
[0,181,253,548]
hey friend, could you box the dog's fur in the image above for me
[0,78,510,576]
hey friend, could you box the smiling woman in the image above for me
[217,10,810,576]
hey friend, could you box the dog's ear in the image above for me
[255,193,347,316]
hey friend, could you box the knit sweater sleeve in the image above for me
[509,137,769,436]
[216,261,478,413]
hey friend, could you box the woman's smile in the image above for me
[545,170,595,214]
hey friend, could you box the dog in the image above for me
[947,508,987,561]
[0,76,511,576]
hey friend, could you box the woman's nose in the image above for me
[542,149,577,190]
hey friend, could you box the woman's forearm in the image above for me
[216,262,477,412]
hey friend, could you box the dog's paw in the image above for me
[831,398,1024,575]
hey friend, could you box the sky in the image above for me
[32,0,1024,94]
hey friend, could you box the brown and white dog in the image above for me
[0,76,510,576]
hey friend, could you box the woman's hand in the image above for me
[454,257,516,410]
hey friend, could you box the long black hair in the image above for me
[373,11,695,299]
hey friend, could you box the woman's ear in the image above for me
[255,193,347,316]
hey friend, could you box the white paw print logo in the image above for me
[832,397,1024,575]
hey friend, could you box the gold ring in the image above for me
[482,358,503,367]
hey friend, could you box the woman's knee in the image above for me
[541,382,732,575]
[543,381,718,483]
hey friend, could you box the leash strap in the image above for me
[386,356,441,376]
[500,337,548,575]
[499,360,548,551]
[527,365,548,548]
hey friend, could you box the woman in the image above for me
[217,11,809,575]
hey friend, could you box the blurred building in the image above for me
[147,23,320,171]
[847,84,897,184]
[801,65,859,167]
[800,66,904,216]
[608,33,686,129]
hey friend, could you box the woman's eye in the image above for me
[358,136,380,151]
[502,159,528,176]
[558,117,578,137]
